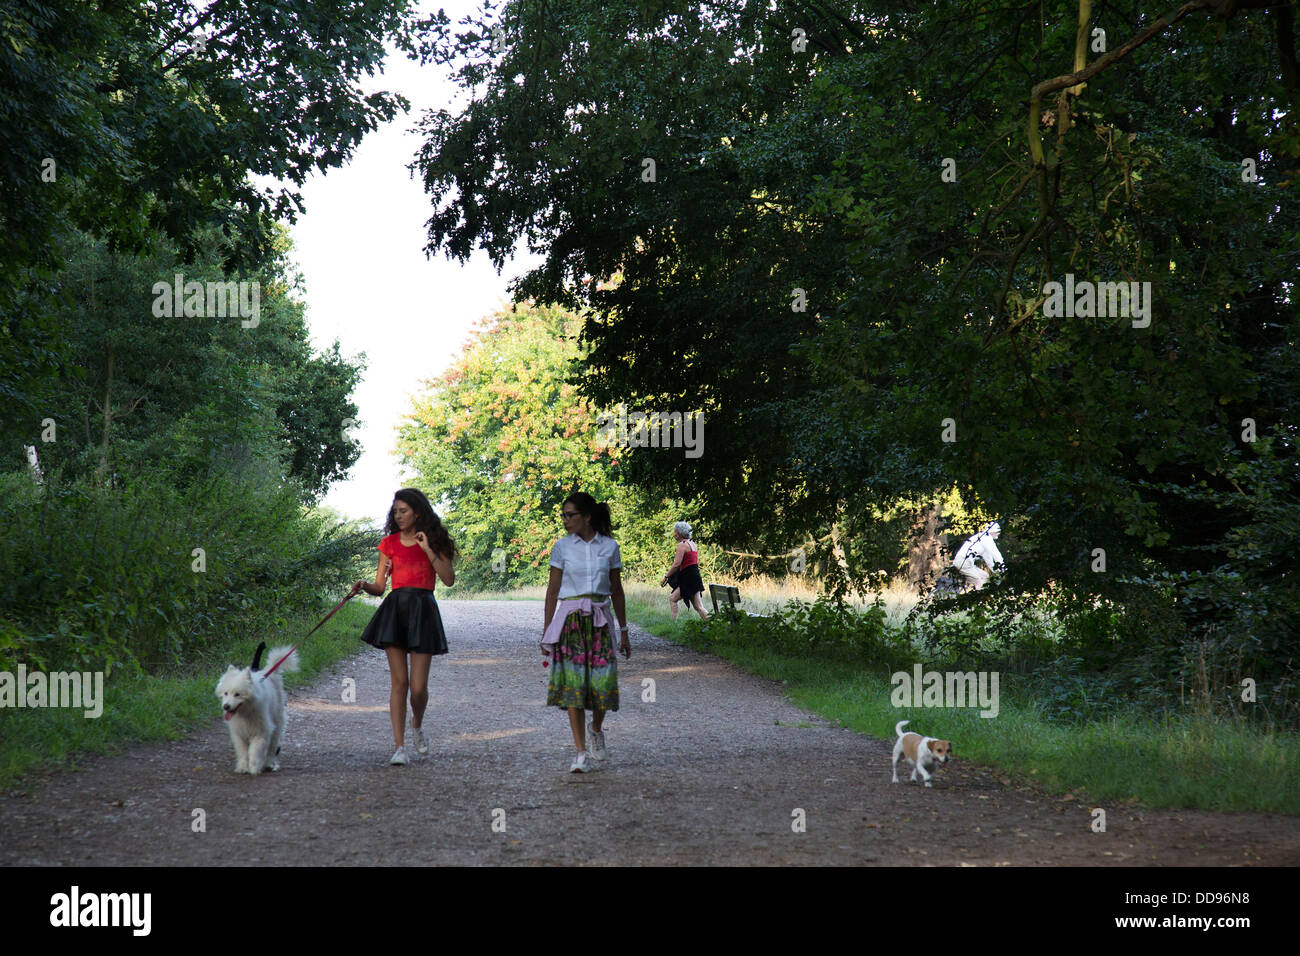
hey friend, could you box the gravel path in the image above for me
[2,600,1297,866]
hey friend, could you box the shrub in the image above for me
[0,468,372,674]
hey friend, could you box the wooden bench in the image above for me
[708,583,740,614]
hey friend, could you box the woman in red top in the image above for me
[660,521,708,621]
[351,488,455,766]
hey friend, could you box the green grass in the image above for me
[620,582,1300,815]
[0,603,372,790]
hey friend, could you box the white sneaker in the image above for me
[587,722,607,761]
[569,751,590,773]
[390,746,409,766]
[412,727,428,755]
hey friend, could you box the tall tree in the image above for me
[414,0,1298,652]
[1,0,417,436]
[397,300,684,589]
[25,227,362,499]
[1,0,417,276]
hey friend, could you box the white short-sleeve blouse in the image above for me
[549,532,623,598]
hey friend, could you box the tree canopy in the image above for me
[1,0,417,440]
[397,300,688,589]
[0,1,412,676]
[414,0,1299,655]
[23,226,363,498]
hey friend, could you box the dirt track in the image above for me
[2,600,1296,866]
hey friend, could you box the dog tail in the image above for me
[895,720,909,738]
[261,645,300,675]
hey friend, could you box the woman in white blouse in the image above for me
[540,492,631,773]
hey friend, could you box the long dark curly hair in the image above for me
[386,488,457,559]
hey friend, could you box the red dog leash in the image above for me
[261,591,357,679]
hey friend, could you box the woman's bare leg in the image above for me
[408,652,432,728]
[567,706,587,752]
[384,646,409,748]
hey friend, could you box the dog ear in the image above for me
[250,641,266,670]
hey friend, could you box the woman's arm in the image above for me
[434,548,454,587]
[543,565,563,630]
[541,566,563,648]
[430,550,455,587]
[414,532,455,586]
[610,569,630,658]
[660,541,688,585]
[352,552,390,597]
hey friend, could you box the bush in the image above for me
[0,468,372,674]
[684,594,908,667]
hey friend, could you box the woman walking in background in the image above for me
[661,521,708,622]
[541,492,631,773]
[352,488,456,766]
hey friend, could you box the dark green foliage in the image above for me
[0,3,397,696]
[1,0,414,436]
[10,228,362,500]
[416,0,1299,684]
[1,0,415,281]
[685,595,910,668]
[0,469,373,675]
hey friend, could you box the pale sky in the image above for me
[281,1,540,524]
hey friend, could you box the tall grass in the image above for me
[0,603,373,788]
[621,578,1300,814]
[0,465,379,786]
[453,573,919,624]
[0,469,373,675]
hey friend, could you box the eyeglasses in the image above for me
[561,510,580,519]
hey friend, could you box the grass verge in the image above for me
[620,582,1299,815]
[0,603,372,790]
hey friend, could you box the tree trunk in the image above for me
[906,504,947,591]
[98,345,113,483]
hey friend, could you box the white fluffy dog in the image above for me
[215,644,299,774]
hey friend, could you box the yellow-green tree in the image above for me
[397,300,685,589]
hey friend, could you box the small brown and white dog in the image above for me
[891,720,953,788]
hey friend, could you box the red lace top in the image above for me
[680,544,699,568]
[379,534,438,590]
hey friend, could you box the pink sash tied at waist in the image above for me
[542,595,612,646]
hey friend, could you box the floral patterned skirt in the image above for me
[546,609,619,711]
